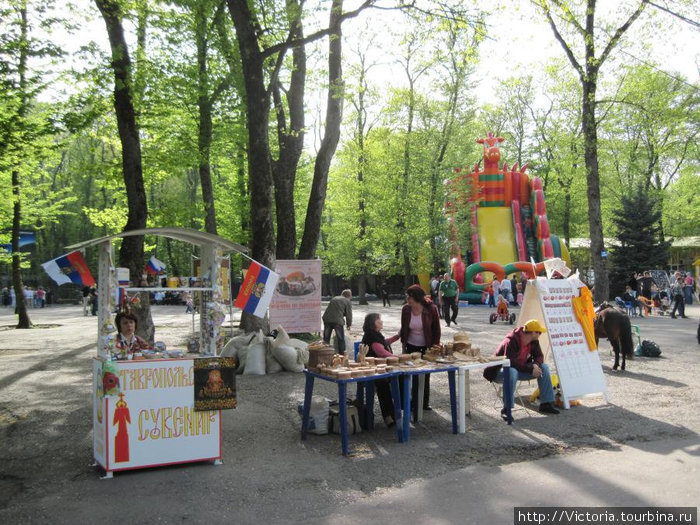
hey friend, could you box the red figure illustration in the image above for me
[113,393,131,463]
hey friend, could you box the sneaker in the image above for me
[539,402,560,415]
[423,405,432,411]
[500,408,509,421]
[671,315,676,319]
[452,319,458,325]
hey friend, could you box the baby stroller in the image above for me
[490,295,516,324]
[653,291,671,316]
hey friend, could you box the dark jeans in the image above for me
[405,343,430,410]
[323,322,347,353]
[442,295,458,324]
[375,378,395,420]
[671,294,685,318]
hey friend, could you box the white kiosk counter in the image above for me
[92,358,221,477]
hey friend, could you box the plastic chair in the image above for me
[491,378,532,417]
[624,301,637,317]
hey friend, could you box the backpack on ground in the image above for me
[634,339,661,357]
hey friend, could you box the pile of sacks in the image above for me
[219,325,309,375]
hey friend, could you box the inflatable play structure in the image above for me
[446,133,571,303]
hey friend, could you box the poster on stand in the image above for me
[270,259,322,334]
[194,357,237,411]
[518,278,609,408]
[92,358,221,473]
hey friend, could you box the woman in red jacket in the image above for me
[400,284,441,413]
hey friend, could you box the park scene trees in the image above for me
[1,0,698,327]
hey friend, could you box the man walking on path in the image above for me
[322,289,353,354]
[439,273,459,327]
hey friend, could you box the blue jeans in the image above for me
[496,363,555,407]
[323,323,346,353]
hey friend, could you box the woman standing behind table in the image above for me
[400,284,441,413]
[361,313,400,427]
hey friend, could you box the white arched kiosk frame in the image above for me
[66,227,248,357]
[66,228,247,478]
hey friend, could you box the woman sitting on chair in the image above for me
[361,313,399,427]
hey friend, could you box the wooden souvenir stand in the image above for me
[65,228,247,478]
[518,276,609,409]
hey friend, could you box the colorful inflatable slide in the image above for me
[446,133,571,303]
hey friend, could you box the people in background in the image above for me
[380,281,391,307]
[400,284,441,414]
[438,273,459,326]
[670,276,687,319]
[499,276,512,304]
[361,313,400,427]
[322,289,353,354]
[684,271,694,306]
[82,285,91,316]
[488,278,500,308]
[36,286,46,308]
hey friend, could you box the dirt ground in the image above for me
[0,300,698,524]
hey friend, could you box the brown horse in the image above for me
[594,303,634,371]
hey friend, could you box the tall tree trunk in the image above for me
[538,0,647,302]
[399,79,415,290]
[298,0,344,260]
[96,0,151,337]
[196,3,217,235]
[11,2,31,328]
[272,0,305,259]
[227,0,276,333]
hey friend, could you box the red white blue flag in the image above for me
[234,261,279,318]
[146,255,166,275]
[41,251,96,287]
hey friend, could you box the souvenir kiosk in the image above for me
[65,228,247,478]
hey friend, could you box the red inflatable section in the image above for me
[452,257,466,291]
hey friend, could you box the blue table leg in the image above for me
[402,375,412,442]
[502,364,513,425]
[339,382,349,455]
[447,370,458,434]
[301,373,314,440]
[389,375,403,442]
[365,380,375,431]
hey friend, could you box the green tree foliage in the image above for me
[609,185,670,298]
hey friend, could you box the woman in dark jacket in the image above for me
[400,284,441,412]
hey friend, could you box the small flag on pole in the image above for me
[234,261,279,318]
[146,255,166,275]
[41,251,96,287]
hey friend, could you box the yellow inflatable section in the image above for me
[477,207,518,269]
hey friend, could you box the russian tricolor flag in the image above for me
[41,251,96,287]
[146,255,166,275]
[234,261,279,318]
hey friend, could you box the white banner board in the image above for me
[93,359,221,473]
[269,259,322,333]
[518,278,609,408]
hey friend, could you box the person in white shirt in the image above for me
[499,277,512,304]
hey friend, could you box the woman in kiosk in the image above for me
[114,312,152,359]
